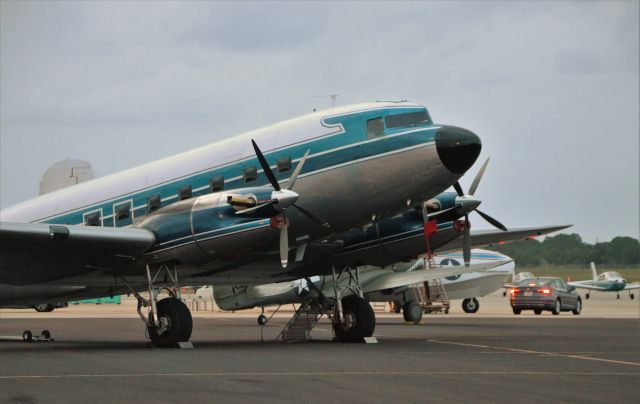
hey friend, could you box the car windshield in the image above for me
[516,278,554,287]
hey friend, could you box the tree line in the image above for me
[486,234,640,267]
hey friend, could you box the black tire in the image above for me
[148,298,193,348]
[22,330,33,342]
[257,314,267,326]
[585,293,590,300]
[552,299,561,315]
[402,301,423,324]
[34,303,53,313]
[462,298,480,314]
[616,294,620,300]
[393,302,402,314]
[534,308,542,315]
[512,307,521,315]
[572,299,582,315]
[41,330,51,339]
[631,293,635,300]
[333,296,376,342]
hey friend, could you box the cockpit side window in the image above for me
[367,117,384,139]
[385,110,430,129]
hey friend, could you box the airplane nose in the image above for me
[435,126,481,174]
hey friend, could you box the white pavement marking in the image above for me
[427,339,640,367]
[0,371,639,380]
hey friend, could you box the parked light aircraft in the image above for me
[0,101,493,346]
[368,249,516,316]
[208,249,515,326]
[569,262,639,300]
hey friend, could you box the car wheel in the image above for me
[572,299,582,315]
[512,307,521,315]
[552,299,561,315]
[534,308,542,315]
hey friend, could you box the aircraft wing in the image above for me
[436,225,572,253]
[0,222,156,285]
[625,283,640,290]
[361,260,511,294]
[567,281,607,291]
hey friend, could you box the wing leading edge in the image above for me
[0,222,156,285]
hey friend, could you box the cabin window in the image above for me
[385,110,430,129]
[277,156,292,173]
[114,202,133,227]
[147,194,161,212]
[367,117,384,138]
[115,204,130,220]
[178,185,192,200]
[243,166,257,183]
[84,211,101,227]
[210,175,225,192]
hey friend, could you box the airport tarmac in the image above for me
[1,294,638,403]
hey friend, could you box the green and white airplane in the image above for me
[569,262,640,300]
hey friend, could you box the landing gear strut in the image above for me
[330,265,375,342]
[119,263,192,348]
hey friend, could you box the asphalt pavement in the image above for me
[1,315,638,404]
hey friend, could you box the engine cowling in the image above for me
[135,187,280,265]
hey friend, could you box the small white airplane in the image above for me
[409,249,514,313]
[569,262,640,300]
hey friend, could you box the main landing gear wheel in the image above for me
[257,314,267,326]
[552,299,561,315]
[616,294,620,300]
[22,330,33,342]
[631,293,635,300]
[572,299,582,315]
[333,296,376,342]
[585,293,590,300]
[402,301,423,324]
[462,298,479,314]
[147,298,193,348]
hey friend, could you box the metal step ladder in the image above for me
[277,300,324,342]
[418,278,450,314]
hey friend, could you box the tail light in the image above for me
[540,288,551,295]
[509,289,520,296]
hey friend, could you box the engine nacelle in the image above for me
[136,187,279,265]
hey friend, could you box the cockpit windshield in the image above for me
[385,110,431,129]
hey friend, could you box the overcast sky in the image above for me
[1,1,638,243]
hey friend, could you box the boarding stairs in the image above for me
[277,299,324,343]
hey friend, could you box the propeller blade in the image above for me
[292,204,330,228]
[468,157,490,196]
[251,139,280,191]
[280,214,289,268]
[453,182,464,197]
[463,214,471,267]
[475,208,507,231]
[286,149,310,191]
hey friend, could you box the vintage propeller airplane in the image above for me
[1,101,487,346]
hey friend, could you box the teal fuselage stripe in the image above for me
[40,108,437,226]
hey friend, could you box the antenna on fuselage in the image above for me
[312,94,339,109]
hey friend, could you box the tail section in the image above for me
[590,262,598,282]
